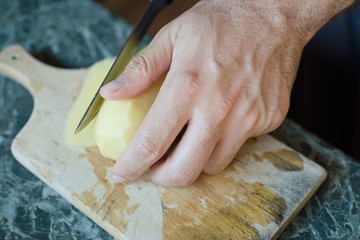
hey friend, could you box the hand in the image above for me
[100,0,355,186]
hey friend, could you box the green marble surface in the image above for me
[1,0,359,239]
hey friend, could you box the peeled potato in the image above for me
[93,76,164,160]
[65,58,115,146]
[66,57,164,160]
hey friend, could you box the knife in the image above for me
[75,0,172,134]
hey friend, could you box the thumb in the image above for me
[100,28,174,100]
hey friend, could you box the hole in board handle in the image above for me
[10,53,20,61]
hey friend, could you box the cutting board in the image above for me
[0,45,327,240]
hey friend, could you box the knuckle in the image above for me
[126,54,149,78]
[169,168,196,186]
[133,135,160,160]
[203,167,218,175]
[175,72,201,104]
[118,165,138,180]
[213,95,234,123]
[266,98,289,131]
[256,110,267,128]
[221,96,235,113]
[269,110,286,130]
[193,120,217,144]
[200,125,216,144]
[204,162,223,175]
[205,155,233,175]
[243,108,261,133]
[204,164,225,175]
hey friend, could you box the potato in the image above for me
[93,76,163,160]
[65,58,115,146]
[66,57,164,160]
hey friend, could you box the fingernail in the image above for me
[101,77,126,93]
[112,174,128,183]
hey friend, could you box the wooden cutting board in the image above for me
[0,45,327,240]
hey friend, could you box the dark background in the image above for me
[96,0,360,160]
[289,7,360,160]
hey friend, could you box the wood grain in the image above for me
[0,45,327,240]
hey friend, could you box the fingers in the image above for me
[100,27,174,100]
[110,72,194,182]
[149,117,219,186]
[111,104,189,182]
[203,106,286,175]
[203,136,247,175]
[111,68,217,186]
[202,105,258,175]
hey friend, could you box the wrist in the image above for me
[277,0,357,42]
[195,0,356,46]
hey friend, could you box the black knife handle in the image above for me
[133,0,173,40]
[151,0,173,8]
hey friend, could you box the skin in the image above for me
[100,0,356,186]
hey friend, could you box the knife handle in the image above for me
[151,0,173,8]
[133,0,173,40]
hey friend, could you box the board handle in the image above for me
[0,45,47,95]
[0,45,88,97]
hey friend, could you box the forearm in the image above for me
[198,0,356,44]
[277,0,357,41]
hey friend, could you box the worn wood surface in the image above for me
[0,45,327,240]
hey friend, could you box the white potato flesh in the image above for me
[66,57,164,161]
[65,58,115,146]
[93,72,164,160]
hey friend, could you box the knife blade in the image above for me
[75,0,172,134]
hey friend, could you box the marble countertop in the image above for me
[1,0,359,239]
